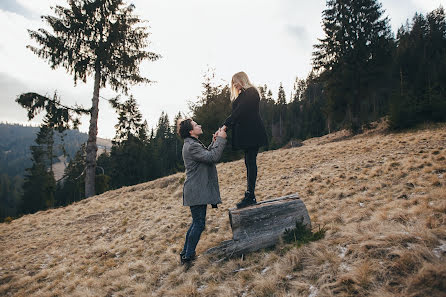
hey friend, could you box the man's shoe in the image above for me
[180,252,196,265]
[181,255,195,271]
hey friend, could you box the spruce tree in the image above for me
[56,144,86,205]
[259,86,274,149]
[108,96,148,187]
[276,83,287,138]
[22,125,57,214]
[0,174,22,220]
[313,0,394,132]
[390,7,446,128]
[109,95,145,144]
[26,0,160,197]
[173,112,184,170]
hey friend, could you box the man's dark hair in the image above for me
[177,118,193,139]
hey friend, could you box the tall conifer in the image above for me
[25,0,160,197]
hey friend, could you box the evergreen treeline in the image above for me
[0,123,99,219]
[390,8,446,128]
[313,0,395,133]
[0,174,23,220]
[2,2,445,222]
[96,96,184,189]
[21,125,57,214]
[0,123,92,177]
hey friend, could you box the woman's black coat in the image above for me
[223,87,268,150]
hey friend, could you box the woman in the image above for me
[177,118,227,269]
[222,71,268,209]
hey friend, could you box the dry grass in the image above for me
[1,123,446,296]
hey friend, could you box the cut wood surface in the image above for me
[207,193,311,257]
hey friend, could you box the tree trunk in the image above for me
[206,193,311,258]
[327,113,332,134]
[85,66,101,198]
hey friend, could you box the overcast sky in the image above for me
[0,0,444,139]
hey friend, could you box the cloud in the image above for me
[11,0,435,136]
[0,8,127,139]
[378,0,444,34]
[15,0,59,18]
[287,25,310,44]
[0,0,36,19]
[411,0,444,12]
[0,72,36,124]
[1,0,316,131]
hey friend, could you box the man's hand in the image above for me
[221,125,227,132]
[212,130,218,142]
[217,128,227,139]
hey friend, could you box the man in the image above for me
[177,118,227,269]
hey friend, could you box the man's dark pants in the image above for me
[182,205,207,258]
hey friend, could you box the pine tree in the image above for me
[390,7,446,128]
[313,0,394,132]
[292,77,307,102]
[108,97,149,187]
[0,174,22,219]
[139,120,149,143]
[276,83,287,138]
[22,125,57,214]
[190,71,233,159]
[259,85,274,149]
[26,0,160,197]
[173,112,184,170]
[277,83,287,105]
[55,144,86,205]
[155,112,171,140]
[109,95,145,144]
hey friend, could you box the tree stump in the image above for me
[206,193,311,257]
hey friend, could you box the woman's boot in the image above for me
[236,191,257,209]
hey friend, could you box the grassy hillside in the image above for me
[0,123,445,297]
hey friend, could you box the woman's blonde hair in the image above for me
[230,71,259,101]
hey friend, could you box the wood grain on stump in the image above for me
[206,193,311,257]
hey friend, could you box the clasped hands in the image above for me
[212,125,228,141]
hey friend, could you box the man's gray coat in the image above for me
[182,136,227,206]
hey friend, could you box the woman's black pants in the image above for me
[244,147,259,196]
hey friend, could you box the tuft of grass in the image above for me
[282,218,326,247]
[2,216,14,224]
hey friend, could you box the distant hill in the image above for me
[1,123,444,296]
[0,123,112,178]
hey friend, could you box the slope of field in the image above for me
[1,123,445,297]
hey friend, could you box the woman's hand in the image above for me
[217,128,227,139]
[213,128,221,142]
